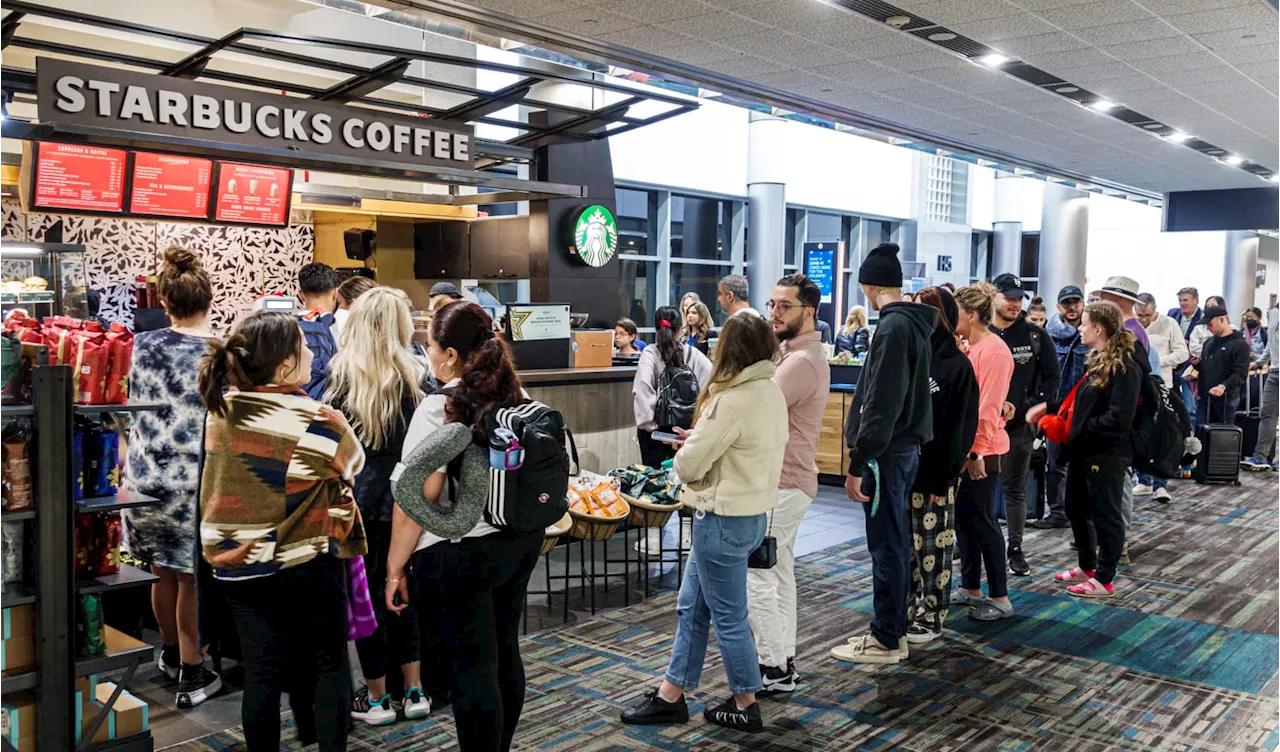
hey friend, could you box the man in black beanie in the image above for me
[831,243,935,665]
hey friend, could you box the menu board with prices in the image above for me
[33,143,127,212]
[213,162,292,226]
[129,152,213,219]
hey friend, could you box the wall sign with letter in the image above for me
[802,242,835,304]
[32,142,127,213]
[568,205,618,267]
[36,57,474,170]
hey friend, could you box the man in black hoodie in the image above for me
[1197,305,1250,426]
[988,274,1061,577]
[831,244,934,666]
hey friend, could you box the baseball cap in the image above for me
[992,273,1028,299]
[1057,285,1084,303]
[1203,305,1229,322]
[430,282,462,299]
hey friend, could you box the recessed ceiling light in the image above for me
[1224,155,1245,165]
[1142,122,1164,130]
[1089,99,1118,111]
[928,32,957,41]
[1269,175,1280,183]
[886,15,911,27]
[1056,86,1079,94]
[1166,131,1192,143]
[978,53,1011,67]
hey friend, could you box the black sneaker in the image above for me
[620,689,689,725]
[1008,546,1031,576]
[1031,516,1070,529]
[758,664,796,698]
[786,657,799,683]
[175,665,222,709]
[703,696,764,733]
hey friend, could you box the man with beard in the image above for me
[749,275,830,694]
[1033,286,1090,530]
[988,274,1061,576]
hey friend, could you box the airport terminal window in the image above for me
[1021,233,1041,279]
[784,208,802,266]
[616,187,657,256]
[620,259,658,327]
[971,230,992,283]
[807,212,842,243]
[671,194,732,261]
[671,264,731,326]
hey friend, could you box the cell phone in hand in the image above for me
[652,431,682,444]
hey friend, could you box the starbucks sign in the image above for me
[569,205,618,267]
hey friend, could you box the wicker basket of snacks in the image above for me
[621,493,683,529]
[540,512,573,555]
[566,475,630,541]
[608,465,684,528]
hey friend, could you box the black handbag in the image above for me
[747,510,777,569]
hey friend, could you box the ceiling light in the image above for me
[1165,131,1192,143]
[1142,122,1164,130]
[1089,99,1118,112]
[976,158,997,167]
[928,32,957,41]
[1224,155,1245,165]
[978,53,1010,67]
[1014,167,1034,176]
[1046,176,1065,183]
[885,15,911,27]
[1269,175,1280,183]
[1055,86,1079,94]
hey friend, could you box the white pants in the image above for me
[746,488,813,670]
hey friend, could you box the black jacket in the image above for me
[1068,354,1142,463]
[835,326,870,356]
[330,376,432,522]
[1199,330,1250,402]
[844,302,935,476]
[914,327,979,496]
[816,319,833,345]
[991,314,1061,429]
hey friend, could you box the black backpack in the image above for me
[479,400,577,534]
[1131,374,1192,479]
[655,346,700,431]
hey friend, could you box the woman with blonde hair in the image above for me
[681,300,718,355]
[1028,302,1141,598]
[324,286,434,725]
[836,305,870,355]
[621,314,788,733]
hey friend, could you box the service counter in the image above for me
[817,381,858,480]
[519,366,640,473]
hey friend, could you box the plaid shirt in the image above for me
[200,387,367,581]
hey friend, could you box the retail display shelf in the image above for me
[4,509,35,521]
[0,669,36,693]
[77,488,161,513]
[1,584,37,607]
[74,402,165,415]
[75,627,152,677]
[88,730,155,752]
[1,405,35,416]
[77,565,158,595]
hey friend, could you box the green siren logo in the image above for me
[571,204,618,267]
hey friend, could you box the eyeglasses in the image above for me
[766,300,811,314]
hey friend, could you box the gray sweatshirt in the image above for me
[632,344,713,430]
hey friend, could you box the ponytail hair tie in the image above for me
[658,319,673,329]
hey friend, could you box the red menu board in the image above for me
[33,143,127,212]
[213,162,292,226]
[129,152,213,219]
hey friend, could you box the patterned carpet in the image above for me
[169,471,1279,752]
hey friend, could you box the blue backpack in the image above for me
[298,313,337,399]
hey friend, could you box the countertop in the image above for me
[519,366,637,386]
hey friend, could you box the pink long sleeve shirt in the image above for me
[966,334,1014,456]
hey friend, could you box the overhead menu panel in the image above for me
[32,142,127,213]
[129,152,213,219]
[212,162,293,226]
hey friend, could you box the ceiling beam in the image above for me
[315,57,412,103]
[160,29,244,79]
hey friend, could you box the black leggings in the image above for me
[955,470,1008,599]
[355,521,421,688]
[1066,455,1128,585]
[222,556,350,752]
[637,429,676,468]
[416,532,542,752]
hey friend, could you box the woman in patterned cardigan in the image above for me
[198,310,367,752]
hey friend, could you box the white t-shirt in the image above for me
[331,308,349,345]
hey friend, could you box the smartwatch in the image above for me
[968,452,982,462]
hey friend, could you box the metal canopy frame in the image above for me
[0,0,698,194]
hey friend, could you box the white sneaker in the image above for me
[633,529,665,560]
[1153,487,1171,503]
[832,634,905,664]
[157,652,179,682]
[1133,484,1153,496]
[905,623,941,645]
[402,687,431,720]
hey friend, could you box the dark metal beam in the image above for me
[512,98,639,149]
[438,78,539,124]
[1,12,25,49]
[315,57,412,103]
[160,29,244,79]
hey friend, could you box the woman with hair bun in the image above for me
[121,246,223,708]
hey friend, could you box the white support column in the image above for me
[746,111,787,314]
[1224,231,1260,319]
[654,189,672,309]
[991,171,1023,278]
[1038,181,1090,301]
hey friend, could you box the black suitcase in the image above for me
[1236,373,1262,460]
[1195,396,1243,485]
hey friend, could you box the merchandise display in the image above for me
[567,474,629,519]
[2,312,134,405]
[1,522,24,586]
[2,420,34,511]
[76,593,107,659]
[1,690,36,752]
[609,464,681,506]
[1,604,35,673]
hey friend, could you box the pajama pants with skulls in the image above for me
[907,482,957,630]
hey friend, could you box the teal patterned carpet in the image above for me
[171,470,1279,751]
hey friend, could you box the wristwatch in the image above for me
[968,452,982,462]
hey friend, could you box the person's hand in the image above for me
[385,569,410,614]
[1001,401,1015,422]
[317,405,352,434]
[1025,402,1048,425]
[966,457,987,480]
[845,473,870,502]
[1209,385,1226,397]
[1190,356,1200,365]
[664,426,689,449]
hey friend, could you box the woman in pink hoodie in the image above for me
[952,282,1016,621]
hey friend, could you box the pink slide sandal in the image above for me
[1067,578,1115,598]
[1054,568,1094,583]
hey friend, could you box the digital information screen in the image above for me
[129,152,213,219]
[213,162,292,226]
[32,142,127,213]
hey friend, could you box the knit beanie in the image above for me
[936,286,959,331]
[859,243,903,287]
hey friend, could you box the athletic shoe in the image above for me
[1133,483,1153,496]
[787,657,800,684]
[175,666,222,709]
[1272,461,1279,472]
[1031,516,1071,529]
[1153,487,1171,503]
[703,696,764,733]
[1007,546,1031,576]
[403,687,431,720]
[351,687,397,726]
[1242,455,1271,472]
[905,622,942,645]
[831,634,902,664]
[969,599,1015,621]
[157,649,180,682]
[1118,548,1131,565]
[621,689,689,725]
[758,664,797,697]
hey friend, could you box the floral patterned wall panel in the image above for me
[2,199,313,332]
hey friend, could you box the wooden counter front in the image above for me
[817,390,853,477]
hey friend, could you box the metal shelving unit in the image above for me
[73,403,166,416]
[76,489,161,513]
[0,670,36,693]
[76,566,158,596]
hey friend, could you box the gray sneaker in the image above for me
[969,599,1015,621]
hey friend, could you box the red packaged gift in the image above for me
[43,316,81,365]
[103,323,134,404]
[74,513,96,577]
[93,512,122,576]
[69,323,108,404]
[3,310,44,345]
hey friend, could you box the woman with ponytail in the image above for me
[121,246,222,708]
[1028,301,1141,598]
[633,305,712,467]
[383,301,538,752]
[198,310,367,751]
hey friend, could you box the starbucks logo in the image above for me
[571,205,618,267]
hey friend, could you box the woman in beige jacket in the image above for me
[621,314,788,734]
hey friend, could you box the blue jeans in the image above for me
[859,446,921,648]
[664,510,767,695]
[1180,379,1198,432]
[1135,471,1167,490]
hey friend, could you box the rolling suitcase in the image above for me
[1194,395,1243,485]
[1235,373,1262,460]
